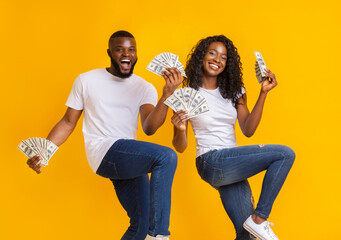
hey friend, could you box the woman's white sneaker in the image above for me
[145,234,169,240]
[243,215,279,240]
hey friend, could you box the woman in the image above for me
[167,35,295,240]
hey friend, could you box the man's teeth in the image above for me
[121,60,130,63]
[209,63,219,68]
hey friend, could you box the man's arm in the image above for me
[27,107,83,173]
[140,67,182,135]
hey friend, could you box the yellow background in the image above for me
[2,0,340,239]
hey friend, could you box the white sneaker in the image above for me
[243,215,279,240]
[145,234,169,240]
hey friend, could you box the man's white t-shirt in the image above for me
[66,68,158,172]
[189,87,245,157]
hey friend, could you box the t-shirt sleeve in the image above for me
[65,75,84,110]
[140,83,158,107]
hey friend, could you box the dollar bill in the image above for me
[18,141,37,159]
[164,95,186,112]
[164,87,210,119]
[147,52,186,77]
[146,60,167,76]
[190,101,209,118]
[18,138,58,166]
[254,51,267,84]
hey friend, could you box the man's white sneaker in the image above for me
[243,215,279,240]
[145,234,169,240]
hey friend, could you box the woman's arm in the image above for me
[237,69,277,137]
[171,110,189,153]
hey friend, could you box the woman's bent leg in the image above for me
[198,144,295,219]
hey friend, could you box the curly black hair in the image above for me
[183,35,244,108]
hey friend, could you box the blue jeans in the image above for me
[196,144,295,240]
[96,139,178,240]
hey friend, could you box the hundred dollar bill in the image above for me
[146,60,167,76]
[164,95,186,112]
[254,51,267,83]
[255,61,265,84]
[147,52,186,77]
[47,140,58,160]
[189,101,209,118]
[182,87,193,108]
[188,92,205,110]
[18,141,37,159]
[18,138,59,166]
[254,51,267,76]
[164,87,210,118]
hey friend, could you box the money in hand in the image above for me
[164,87,209,118]
[254,51,267,84]
[18,138,58,166]
[146,52,187,78]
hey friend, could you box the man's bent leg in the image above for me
[97,139,177,238]
[111,175,150,240]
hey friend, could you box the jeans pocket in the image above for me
[196,158,222,187]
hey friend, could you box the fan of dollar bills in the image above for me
[146,52,187,78]
[164,87,209,118]
[254,51,267,84]
[17,138,58,166]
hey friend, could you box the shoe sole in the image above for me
[243,222,268,240]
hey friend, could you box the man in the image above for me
[27,30,181,240]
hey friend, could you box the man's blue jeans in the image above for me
[96,139,178,240]
[196,144,295,240]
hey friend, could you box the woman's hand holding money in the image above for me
[261,69,277,94]
[162,67,182,98]
[171,110,190,132]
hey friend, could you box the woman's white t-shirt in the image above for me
[189,87,245,157]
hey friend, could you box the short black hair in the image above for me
[110,30,135,39]
[109,30,135,47]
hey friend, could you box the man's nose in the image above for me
[122,49,130,56]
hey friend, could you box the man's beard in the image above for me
[111,56,138,78]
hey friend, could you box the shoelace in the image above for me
[264,222,277,239]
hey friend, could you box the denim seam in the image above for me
[215,149,281,160]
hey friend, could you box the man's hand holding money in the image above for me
[27,155,43,174]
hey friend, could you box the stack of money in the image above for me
[146,52,187,78]
[164,87,209,118]
[254,51,267,84]
[17,138,58,166]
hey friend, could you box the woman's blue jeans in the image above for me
[96,139,178,240]
[196,144,295,240]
